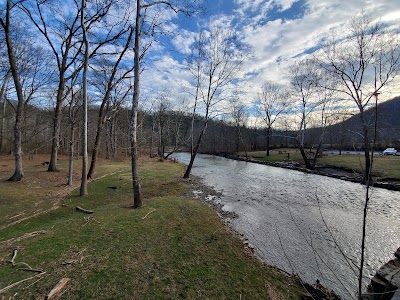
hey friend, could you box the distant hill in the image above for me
[326,96,400,149]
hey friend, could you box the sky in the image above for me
[140,0,400,118]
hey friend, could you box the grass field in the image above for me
[238,149,400,180]
[0,155,305,299]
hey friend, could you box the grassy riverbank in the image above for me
[238,149,400,180]
[0,155,305,299]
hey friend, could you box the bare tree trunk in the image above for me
[67,123,74,186]
[130,0,142,208]
[9,106,24,181]
[0,77,7,153]
[361,121,371,183]
[150,121,155,157]
[48,81,64,172]
[1,0,25,181]
[87,114,105,179]
[106,120,111,159]
[266,127,271,156]
[80,0,88,196]
[183,122,207,179]
[111,116,116,158]
[298,143,313,170]
[238,126,248,159]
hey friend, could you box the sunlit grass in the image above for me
[0,158,304,299]
[238,149,400,180]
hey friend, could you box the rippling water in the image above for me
[172,153,400,299]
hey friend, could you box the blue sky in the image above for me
[2,0,398,121]
[140,0,400,117]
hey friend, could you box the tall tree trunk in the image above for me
[238,127,248,159]
[67,123,74,186]
[361,120,371,183]
[0,77,7,153]
[80,0,89,196]
[111,116,116,158]
[298,143,313,170]
[266,127,271,156]
[9,105,24,181]
[1,0,25,181]
[106,119,111,159]
[48,80,65,172]
[130,0,142,208]
[183,122,207,179]
[87,112,106,179]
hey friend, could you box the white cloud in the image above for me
[141,0,400,111]
[171,29,197,54]
[230,0,400,103]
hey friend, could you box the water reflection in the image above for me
[172,153,400,299]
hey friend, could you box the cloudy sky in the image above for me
[139,0,400,115]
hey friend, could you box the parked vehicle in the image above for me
[383,148,397,155]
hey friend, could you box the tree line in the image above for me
[1,2,399,198]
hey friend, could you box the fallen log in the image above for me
[46,278,70,300]
[75,206,93,214]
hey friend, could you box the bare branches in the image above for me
[142,1,180,13]
[0,272,46,294]
[183,26,246,178]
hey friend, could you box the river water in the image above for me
[172,153,400,299]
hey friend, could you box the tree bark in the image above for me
[298,144,313,170]
[48,79,65,172]
[87,112,106,179]
[183,122,207,179]
[67,123,74,186]
[0,76,8,153]
[361,120,371,183]
[130,0,142,208]
[266,127,271,156]
[80,0,89,196]
[1,0,25,181]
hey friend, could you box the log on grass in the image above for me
[75,206,93,214]
[46,278,70,300]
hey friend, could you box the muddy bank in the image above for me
[184,174,341,299]
[224,155,400,192]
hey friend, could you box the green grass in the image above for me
[238,149,305,162]
[318,154,400,180]
[239,149,400,180]
[0,158,304,299]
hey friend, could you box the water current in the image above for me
[172,153,400,299]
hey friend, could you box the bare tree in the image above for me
[130,0,200,208]
[1,1,49,180]
[0,0,25,181]
[66,83,81,186]
[0,70,10,153]
[231,97,248,157]
[318,13,400,182]
[183,27,244,178]
[87,26,134,179]
[289,59,321,169]
[317,13,400,299]
[80,0,89,196]
[257,81,289,156]
[19,0,128,172]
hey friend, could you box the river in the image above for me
[172,153,400,299]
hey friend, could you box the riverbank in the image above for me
[185,174,341,300]
[226,154,400,191]
[0,156,308,299]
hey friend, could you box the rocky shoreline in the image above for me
[184,175,341,299]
